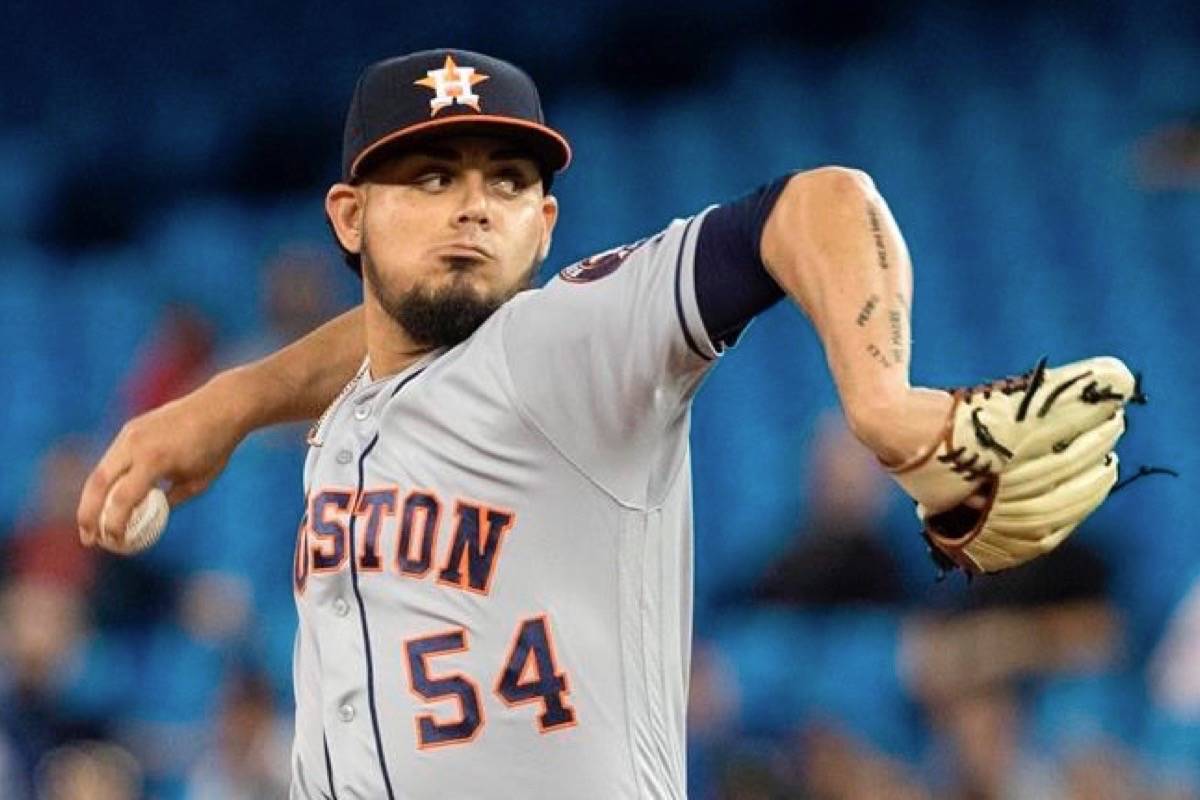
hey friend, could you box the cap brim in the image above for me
[349,115,572,181]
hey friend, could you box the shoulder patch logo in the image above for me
[559,235,659,284]
[414,55,490,116]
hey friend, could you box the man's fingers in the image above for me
[77,445,132,547]
[98,466,159,545]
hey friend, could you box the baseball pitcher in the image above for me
[78,49,1139,799]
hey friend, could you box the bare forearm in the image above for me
[217,305,366,436]
[761,168,948,461]
[77,306,365,542]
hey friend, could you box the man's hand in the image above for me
[77,371,252,546]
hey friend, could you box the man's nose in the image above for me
[454,173,490,227]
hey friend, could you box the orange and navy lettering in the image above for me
[436,501,516,595]
[356,488,397,573]
[397,490,441,576]
[495,615,577,732]
[403,628,485,749]
[299,485,516,596]
[311,489,354,573]
[400,614,576,751]
[292,496,310,595]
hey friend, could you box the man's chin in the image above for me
[364,250,541,347]
[442,270,492,293]
[385,284,507,348]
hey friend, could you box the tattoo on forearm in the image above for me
[888,307,905,365]
[867,342,892,369]
[867,203,890,271]
[856,294,880,327]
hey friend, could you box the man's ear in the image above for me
[539,194,559,261]
[326,183,364,255]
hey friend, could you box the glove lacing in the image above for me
[935,358,1051,484]
[950,356,1141,472]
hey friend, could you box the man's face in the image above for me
[330,135,558,348]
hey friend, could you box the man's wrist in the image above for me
[842,385,909,451]
[845,387,954,468]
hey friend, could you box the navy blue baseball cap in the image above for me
[341,48,572,186]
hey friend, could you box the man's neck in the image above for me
[363,298,437,380]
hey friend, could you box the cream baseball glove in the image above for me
[889,356,1141,574]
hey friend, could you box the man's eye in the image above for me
[491,173,525,195]
[414,173,451,191]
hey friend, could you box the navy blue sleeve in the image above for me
[694,174,792,350]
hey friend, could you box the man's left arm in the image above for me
[749,167,953,466]
[752,168,1136,574]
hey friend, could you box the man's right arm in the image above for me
[78,306,365,546]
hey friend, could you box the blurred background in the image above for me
[1,0,1198,797]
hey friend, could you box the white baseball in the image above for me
[99,486,170,555]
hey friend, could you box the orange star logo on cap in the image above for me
[414,55,490,116]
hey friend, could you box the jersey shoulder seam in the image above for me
[496,302,658,513]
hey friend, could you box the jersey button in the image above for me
[332,598,350,617]
[354,405,370,421]
[336,449,353,465]
[337,704,356,723]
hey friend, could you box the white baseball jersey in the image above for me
[290,208,722,799]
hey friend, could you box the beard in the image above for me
[362,244,541,349]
